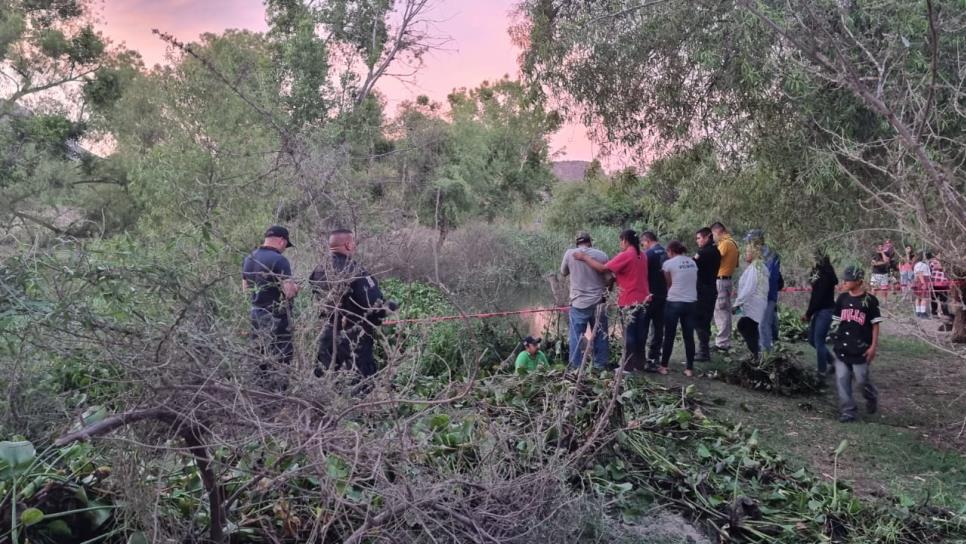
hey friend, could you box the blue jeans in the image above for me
[568,304,609,368]
[621,305,648,371]
[661,301,696,369]
[808,308,834,373]
[759,300,778,351]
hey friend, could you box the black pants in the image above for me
[317,327,377,377]
[642,296,665,362]
[737,316,760,357]
[662,301,696,369]
[250,308,293,389]
[694,285,717,354]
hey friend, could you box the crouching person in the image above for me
[831,266,882,423]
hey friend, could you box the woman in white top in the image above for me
[912,251,932,318]
[659,241,699,376]
[733,242,770,358]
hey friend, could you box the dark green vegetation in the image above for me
[3,0,966,542]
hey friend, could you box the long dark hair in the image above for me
[619,229,641,256]
[666,240,687,255]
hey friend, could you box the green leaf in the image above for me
[21,507,44,526]
[697,444,712,459]
[833,439,849,456]
[127,531,149,544]
[0,440,36,478]
[86,501,112,529]
[42,519,72,538]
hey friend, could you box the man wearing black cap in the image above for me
[560,231,610,369]
[831,266,881,423]
[242,225,300,383]
[310,229,398,378]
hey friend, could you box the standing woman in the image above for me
[914,252,932,318]
[899,245,915,292]
[574,229,651,371]
[803,251,838,376]
[660,241,699,377]
[733,242,770,358]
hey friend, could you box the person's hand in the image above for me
[645,293,654,303]
[572,251,587,262]
[864,345,877,364]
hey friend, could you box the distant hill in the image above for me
[551,160,591,183]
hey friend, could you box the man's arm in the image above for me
[559,250,571,276]
[865,323,879,363]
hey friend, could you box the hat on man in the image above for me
[743,228,764,243]
[843,266,864,282]
[264,225,294,248]
[575,231,592,244]
[522,335,542,347]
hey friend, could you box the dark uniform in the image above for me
[694,242,721,359]
[242,246,295,371]
[309,253,393,377]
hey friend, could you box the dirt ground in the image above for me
[653,305,966,509]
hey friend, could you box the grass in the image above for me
[655,335,966,513]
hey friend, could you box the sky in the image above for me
[97,0,599,162]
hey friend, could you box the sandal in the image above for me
[657,366,669,375]
[683,369,694,377]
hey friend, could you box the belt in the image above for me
[717,276,732,280]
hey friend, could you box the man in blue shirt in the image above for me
[642,231,668,368]
[242,225,300,386]
[310,229,397,378]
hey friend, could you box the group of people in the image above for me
[243,222,891,423]
[558,223,784,376]
[870,241,953,325]
[241,225,397,387]
[559,224,885,423]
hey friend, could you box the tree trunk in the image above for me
[951,283,965,344]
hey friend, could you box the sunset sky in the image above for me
[96,0,600,161]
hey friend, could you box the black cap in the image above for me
[522,335,542,347]
[264,225,294,248]
[842,266,864,281]
[575,231,592,244]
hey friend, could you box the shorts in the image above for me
[870,273,890,290]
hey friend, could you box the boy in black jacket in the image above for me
[831,266,882,423]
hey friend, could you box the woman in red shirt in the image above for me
[574,229,651,370]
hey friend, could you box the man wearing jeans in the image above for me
[560,232,610,368]
[711,222,739,351]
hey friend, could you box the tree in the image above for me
[391,79,559,264]
[518,0,966,342]
[1,0,135,237]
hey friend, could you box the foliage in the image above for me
[715,345,824,396]
[778,307,809,343]
[0,440,119,543]
[390,79,559,245]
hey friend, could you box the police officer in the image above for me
[242,225,300,386]
[309,229,397,377]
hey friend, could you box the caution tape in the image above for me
[383,306,571,326]
[382,282,961,326]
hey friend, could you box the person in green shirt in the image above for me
[514,336,549,374]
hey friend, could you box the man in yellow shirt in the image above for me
[711,222,740,351]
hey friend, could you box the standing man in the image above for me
[641,231,668,368]
[310,229,397,378]
[693,228,721,361]
[745,229,783,352]
[560,232,610,369]
[711,222,740,352]
[831,266,881,423]
[242,225,300,387]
